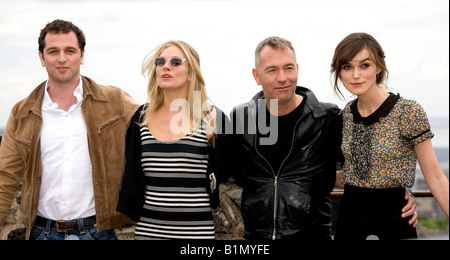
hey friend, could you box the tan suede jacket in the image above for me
[0,76,139,239]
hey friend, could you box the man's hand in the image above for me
[402,189,418,227]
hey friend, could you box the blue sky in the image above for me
[0,0,448,129]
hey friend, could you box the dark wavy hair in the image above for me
[331,32,389,99]
[38,19,86,56]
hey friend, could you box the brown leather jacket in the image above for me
[0,76,139,239]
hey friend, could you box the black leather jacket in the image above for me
[230,87,343,240]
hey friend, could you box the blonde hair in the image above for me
[140,40,212,133]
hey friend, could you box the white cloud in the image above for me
[0,0,448,128]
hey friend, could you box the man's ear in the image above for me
[252,68,261,86]
[80,50,85,65]
[39,52,45,67]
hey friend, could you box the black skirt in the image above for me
[335,185,417,240]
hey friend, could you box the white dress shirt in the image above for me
[38,78,96,221]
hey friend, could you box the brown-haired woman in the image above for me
[331,32,449,240]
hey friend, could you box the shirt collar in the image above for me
[42,77,83,112]
[351,92,400,125]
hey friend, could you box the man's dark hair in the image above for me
[38,19,86,56]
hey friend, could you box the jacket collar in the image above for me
[15,76,109,120]
[81,76,110,102]
[251,86,327,118]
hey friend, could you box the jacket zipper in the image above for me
[97,117,120,134]
[29,114,42,239]
[272,176,278,240]
[29,149,38,237]
[16,139,31,147]
[255,111,309,240]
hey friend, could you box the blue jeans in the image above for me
[30,218,118,240]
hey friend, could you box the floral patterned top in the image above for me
[341,93,434,189]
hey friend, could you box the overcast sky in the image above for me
[0,0,448,129]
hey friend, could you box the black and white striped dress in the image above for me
[134,125,215,240]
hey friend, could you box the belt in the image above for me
[35,216,96,232]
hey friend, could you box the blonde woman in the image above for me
[117,41,230,240]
